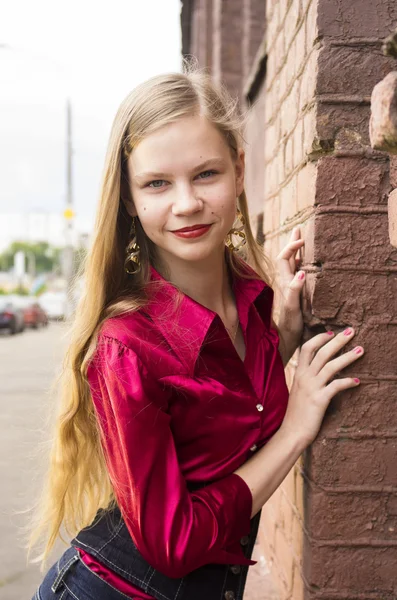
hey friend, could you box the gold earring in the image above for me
[124,217,141,274]
[225,207,247,252]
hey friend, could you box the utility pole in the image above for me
[63,99,75,319]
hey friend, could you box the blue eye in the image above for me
[197,170,216,179]
[147,180,166,188]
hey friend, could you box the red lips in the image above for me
[172,224,212,232]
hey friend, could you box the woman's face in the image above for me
[124,114,245,267]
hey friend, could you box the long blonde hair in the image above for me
[24,62,277,569]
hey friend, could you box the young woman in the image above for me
[27,66,364,600]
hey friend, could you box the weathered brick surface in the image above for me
[322,380,397,433]
[308,490,397,540]
[316,156,391,206]
[307,437,397,487]
[310,213,397,267]
[317,0,397,39]
[309,271,397,323]
[316,102,372,151]
[307,545,397,594]
[317,45,396,97]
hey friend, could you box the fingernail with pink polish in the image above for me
[298,271,305,280]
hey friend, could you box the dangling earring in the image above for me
[124,217,141,274]
[225,206,247,252]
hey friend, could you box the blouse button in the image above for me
[224,592,236,600]
[230,564,241,574]
[240,535,249,546]
[250,444,257,452]
[256,403,264,412]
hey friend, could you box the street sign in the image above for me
[63,208,75,220]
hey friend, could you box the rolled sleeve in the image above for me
[87,336,255,579]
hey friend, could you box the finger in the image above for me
[310,328,356,375]
[323,376,361,404]
[289,227,301,271]
[299,330,338,369]
[282,269,305,309]
[319,345,364,387]
[277,240,305,279]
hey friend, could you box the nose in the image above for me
[172,183,203,215]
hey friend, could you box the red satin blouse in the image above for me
[78,257,290,598]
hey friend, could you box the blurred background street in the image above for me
[0,322,68,599]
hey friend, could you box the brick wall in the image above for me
[260,3,319,596]
[181,0,397,597]
[262,0,397,598]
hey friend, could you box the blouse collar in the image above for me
[145,254,272,372]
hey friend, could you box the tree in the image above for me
[0,241,62,274]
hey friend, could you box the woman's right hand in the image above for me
[280,327,364,448]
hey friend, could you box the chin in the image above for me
[160,242,225,265]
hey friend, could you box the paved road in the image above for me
[0,321,278,600]
[0,322,68,600]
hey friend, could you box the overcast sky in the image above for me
[0,0,182,247]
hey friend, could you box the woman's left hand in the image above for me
[274,227,305,366]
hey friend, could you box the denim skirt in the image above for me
[32,545,134,600]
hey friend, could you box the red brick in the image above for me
[308,437,397,487]
[307,546,397,593]
[316,102,371,149]
[390,156,397,188]
[311,213,396,269]
[316,156,391,206]
[308,490,395,541]
[317,0,397,39]
[310,271,396,323]
[321,378,397,435]
[317,46,396,97]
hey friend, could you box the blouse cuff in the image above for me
[193,472,254,551]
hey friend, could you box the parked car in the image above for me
[27,301,49,328]
[10,295,49,329]
[38,291,66,320]
[0,298,25,334]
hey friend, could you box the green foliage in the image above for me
[10,285,30,295]
[0,241,62,274]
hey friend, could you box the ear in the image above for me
[235,148,245,197]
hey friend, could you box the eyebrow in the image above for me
[132,158,227,182]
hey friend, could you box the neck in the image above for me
[154,246,236,321]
